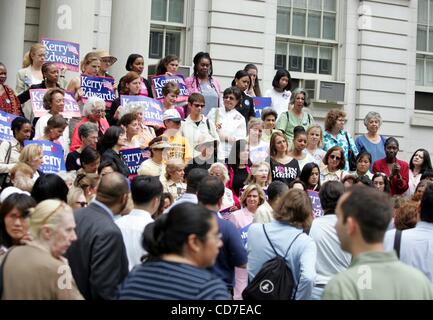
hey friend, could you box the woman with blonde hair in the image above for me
[18,144,44,182]
[161,159,186,201]
[16,44,46,95]
[0,199,83,299]
[227,184,266,299]
[67,52,101,102]
[305,124,326,166]
[247,118,269,164]
[244,161,272,192]
[247,189,316,300]
[67,187,88,210]
[74,172,100,203]
[9,162,34,192]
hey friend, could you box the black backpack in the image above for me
[242,225,302,300]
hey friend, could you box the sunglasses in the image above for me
[76,201,88,208]
[329,155,341,161]
[192,103,205,108]
[223,96,236,101]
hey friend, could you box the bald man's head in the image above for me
[96,172,129,206]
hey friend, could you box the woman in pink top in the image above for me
[228,184,266,300]
[185,52,222,116]
[125,54,154,98]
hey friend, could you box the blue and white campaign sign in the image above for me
[41,38,80,72]
[29,89,81,118]
[0,110,17,142]
[253,97,272,118]
[120,95,164,128]
[308,190,324,218]
[239,223,253,249]
[150,74,190,102]
[119,147,151,178]
[81,75,116,107]
[24,140,65,173]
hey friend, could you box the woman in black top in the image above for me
[232,70,256,127]
[227,139,251,197]
[97,126,130,177]
[269,131,300,186]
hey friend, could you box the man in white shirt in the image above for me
[116,175,163,271]
[384,183,433,283]
[309,181,351,300]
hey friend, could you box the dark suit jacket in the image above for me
[101,149,130,177]
[65,201,129,300]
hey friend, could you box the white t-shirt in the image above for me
[264,88,292,117]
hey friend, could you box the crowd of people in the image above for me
[0,44,433,300]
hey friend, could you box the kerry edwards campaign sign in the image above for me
[253,97,272,118]
[119,148,150,178]
[30,89,81,118]
[81,75,115,107]
[308,190,324,218]
[150,74,190,103]
[41,38,80,72]
[120,95,164,128]
[24,140,65,173]
[0,110,17,142]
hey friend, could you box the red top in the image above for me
[0,85,23,116]
[70,117,110,152]
[372,158,409,195]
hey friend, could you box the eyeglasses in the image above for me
[329,155,341,161]
[76,201,88,208]
[192,103,205,108]
[92,109,105,114]
[223,96,236,101]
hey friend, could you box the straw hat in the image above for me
[95,50,118,64]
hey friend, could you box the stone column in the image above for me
[109,0,152,80]
[39,0,96,71]
[0,0,26,87]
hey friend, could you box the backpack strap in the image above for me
[394,229,402,259]
[283,232,303,259]
[0,246,15,298]
[206,118,211,132]
[262,224,280,257]
[4,142,12,164]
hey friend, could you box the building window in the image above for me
[415,91,433,112]
[275,0,337,74]
[149,0,185,60]
[275,42,333,75]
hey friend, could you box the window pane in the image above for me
[309,0,321,10]
[323,0,336,11]
[149,30,164,59]
[277,8,291,35]
[418,0,428,24]
[323,12,336,40]
[293,0,307,8]
[151,0,167,21]
[288,43,302,72]
[293,9,306,36]
[304,45,317,73]
[429,27,433,52]
[416,59,424,86]
[278,0,291,6]
[426,58,433,85]
[430,0,433,25]
[308,10,321,38]
[168,0,184,23]
[275,42,287,70]
[304,79,315,99]
[319,47,332,74]
[418,25,427,51]
[415,91,433,111]
[165,31,181,57]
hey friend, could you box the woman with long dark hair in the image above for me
[227,139,251,197]
[300,162,321,191]
[406,148,433,196]
[98,126,130,177]
[116,203,230,300]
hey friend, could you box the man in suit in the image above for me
[65,172,129,300]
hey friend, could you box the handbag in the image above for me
[0,142,12,190]
[344,132,357,171]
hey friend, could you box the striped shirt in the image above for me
[116,260,231,300]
